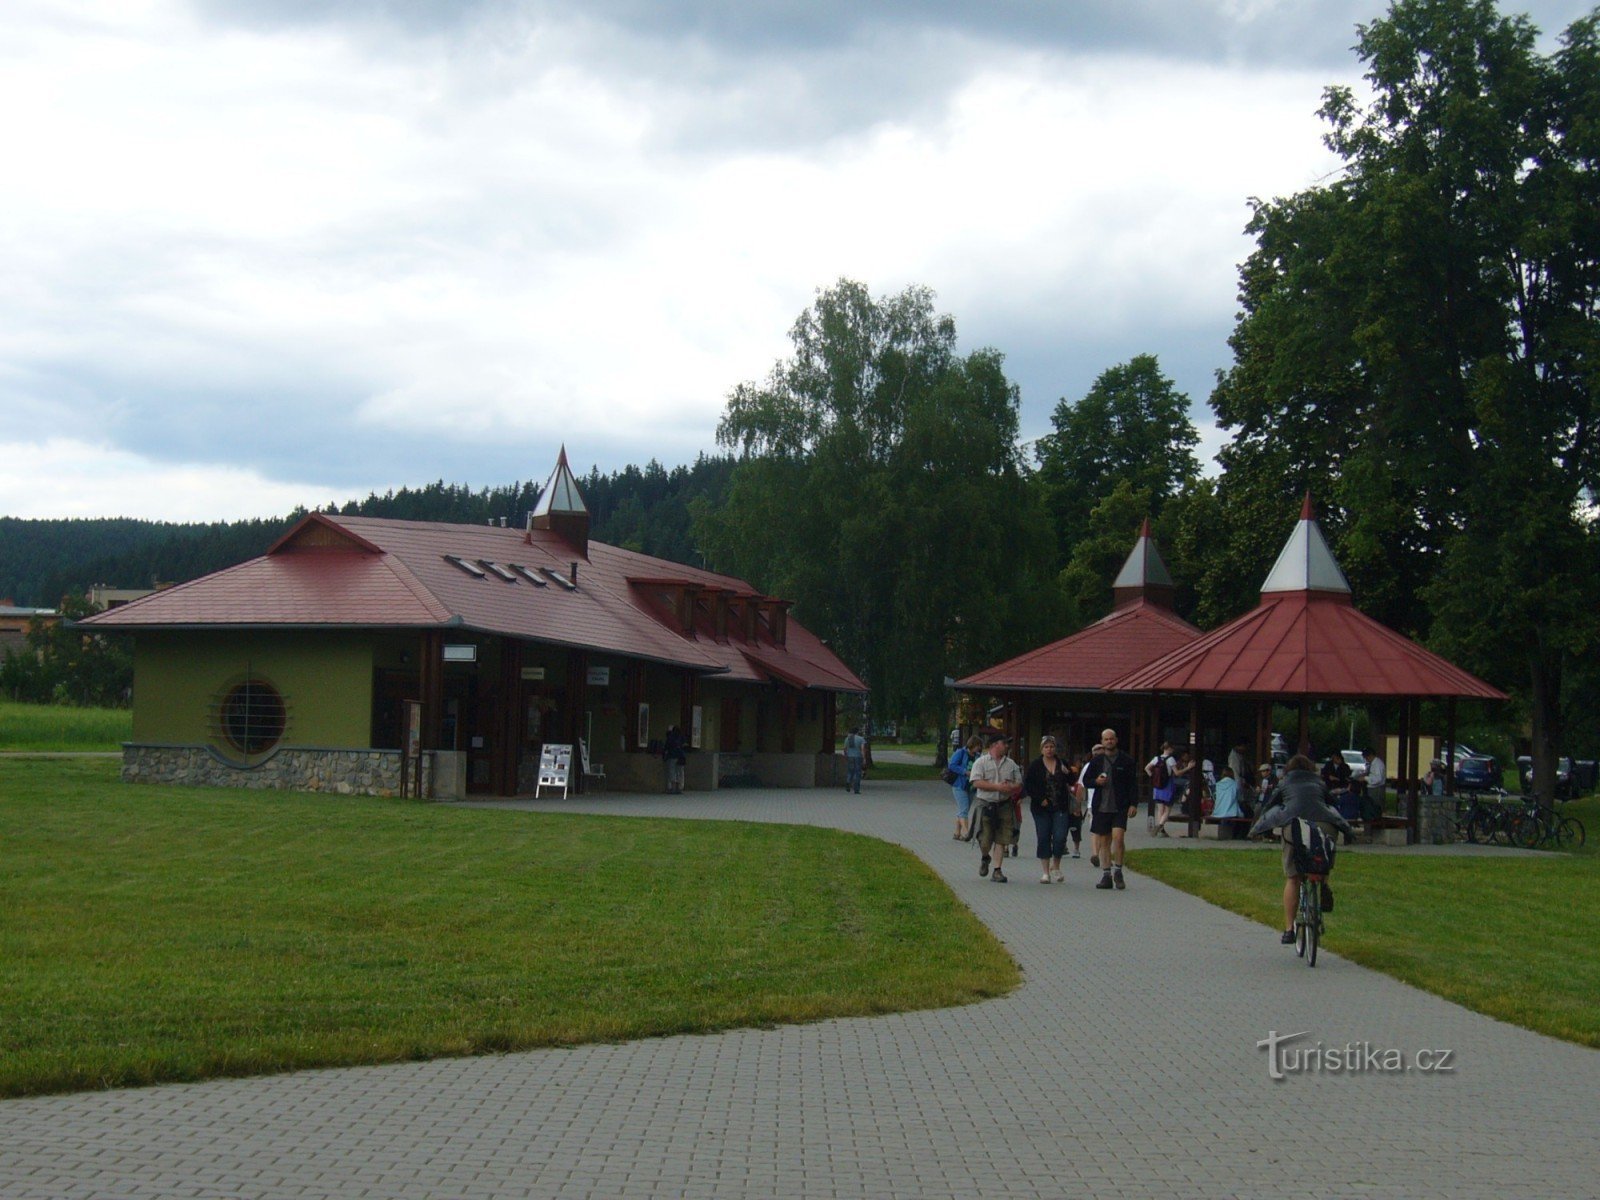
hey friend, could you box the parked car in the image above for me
[1517,755,1575,800]
[1339,749,1368,781]
[1447,744,1498,792]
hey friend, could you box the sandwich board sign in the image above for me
[536,743,574,797]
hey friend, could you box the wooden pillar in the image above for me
[781,688,797,753]
[1408,697,1422,844]
[419,629,443,751]
[1188,693,1203,837]
[626,660,647,751]
[679,671,694,736]
[1254,700,1270,775]
[1444,697,1458,797]
[1401,700,1414,838]
[822,691,837,754]
[495,639,522,795]
[566,648,588,773]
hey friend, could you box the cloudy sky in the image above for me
[3,0,1591,521]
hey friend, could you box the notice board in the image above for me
[536,742,573,798]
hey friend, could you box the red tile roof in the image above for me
[957,599,1201,692]
[83,513,865,692]
[1105,590,1505,699]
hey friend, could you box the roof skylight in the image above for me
[443,555,486,578]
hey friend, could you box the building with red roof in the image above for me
[84,450,865,798]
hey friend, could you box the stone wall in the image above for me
[122,743,431,798]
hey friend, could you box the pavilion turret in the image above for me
[1110,517,1178,611]
[528,445,590,558]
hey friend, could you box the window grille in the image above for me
[216,680,288,755]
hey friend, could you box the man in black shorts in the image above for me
[1085,727,1139,890]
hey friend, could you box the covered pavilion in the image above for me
[955,521,1202,761]
[1107,496,1505,841]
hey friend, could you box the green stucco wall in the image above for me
[131,631,377,752]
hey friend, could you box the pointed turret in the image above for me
[1110,518,1178,611]
[527,446,590,557]
[1259,493,1350,595]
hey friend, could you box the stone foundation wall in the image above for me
[122,743,429,798]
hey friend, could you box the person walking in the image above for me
[662,724,687,794]
[1147,741,1178,837]
[1063,747,1087,859]
[969,732,1023,883]
[1085,728,1138,890]
[947,734,982,840]
[1024,735,1075,883]
[1079,742,1103,865]
[843,727,866,794]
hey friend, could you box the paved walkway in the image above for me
[4,780,1597,1198]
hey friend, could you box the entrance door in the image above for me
[720,697,741,752]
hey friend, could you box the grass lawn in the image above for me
[0,758,1017,1098]
[0,699,131,752]
[1130,792,1600,1048]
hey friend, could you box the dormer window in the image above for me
[444,555,486,578]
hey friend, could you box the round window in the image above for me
[220,680,287,754]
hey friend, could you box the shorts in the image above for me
[977,803,1017,852]
[1089,808,1128,836]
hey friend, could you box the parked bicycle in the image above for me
[1515,801,1587,850]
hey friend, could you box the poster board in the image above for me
[401,700,423,798]
[536,742,573,798]
[691,705,703,750]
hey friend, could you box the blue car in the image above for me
[1448,744,1498,792]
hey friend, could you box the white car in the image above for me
[1340,749,1368,780]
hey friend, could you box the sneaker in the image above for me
[1280,929,1296,945]
[1090,855,1099,868]
[1113,869,1126,890]
[1156,826,1169,837]
[1052,869,1065,883]
[1008,845,1018,857]
[980,859,990,877]
[992,871,1008,883]
[1040,871,1051,884]
[1071,849,1081,859]
[1095,873,1113,890]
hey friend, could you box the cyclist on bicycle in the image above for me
[1250,753,1355,944]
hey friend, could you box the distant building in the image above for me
[88,584,163,610]
[0,601,58,660]
[83,449,865,799]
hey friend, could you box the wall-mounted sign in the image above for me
[520,666,546,681]
[443,643,477,663]
[691,705,703,750]
[587,666,611,686]
[637,702,651,749]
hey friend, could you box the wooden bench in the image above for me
[1356,815,1409,846]
[1201,816,1253,840]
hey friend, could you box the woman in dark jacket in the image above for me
[1024,735,1076,884]
[1251,754,1356,943]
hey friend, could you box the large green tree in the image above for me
[1034,354,1200,565]
[697,280,1061,725]
[1210,0,1600,792]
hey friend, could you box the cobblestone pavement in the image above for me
[4,780,1597,1199]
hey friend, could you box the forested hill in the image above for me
[1,455,735,607]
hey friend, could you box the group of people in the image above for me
[947,728,1141,890]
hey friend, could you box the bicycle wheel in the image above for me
[1513,812,1546,850]
[1468,808,1496,845]
[1558,817,1586,850]
[1307,911,1320,968]
[1295,886,1308,958]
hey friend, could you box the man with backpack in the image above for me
[1251,754,1356,944]
[1146,741,1178,836]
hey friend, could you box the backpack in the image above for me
[1151,756,1168,788]
[1290,818,1336,878]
